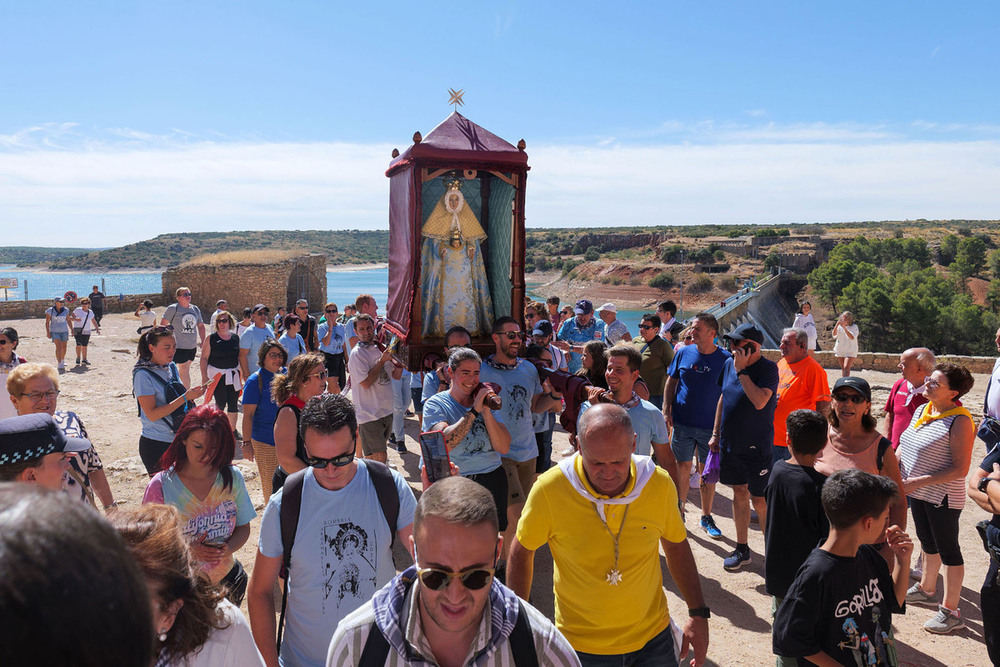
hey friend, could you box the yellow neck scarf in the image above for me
[911,403,972,430]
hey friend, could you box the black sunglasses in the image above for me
[416,566,495,591]
[498,331,524,340]
[638,324,655,330]
[832,392,867,404]
[151,325,174,334]
[326,309,337,313]
[304,451,355,468]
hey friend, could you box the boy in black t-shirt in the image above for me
[766,409,831,666]
[773,468,913,667]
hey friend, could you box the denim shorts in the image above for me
[50,331,69,342]
[670,422,712,463]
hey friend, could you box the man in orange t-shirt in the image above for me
[773,328,831,463]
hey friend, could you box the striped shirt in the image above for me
[897,405,970,509]
[327,583,580,667]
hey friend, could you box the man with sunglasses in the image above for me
[480,316,562,570]
[240,304,276,379]
[509,403,709,666]
[555,299,606,373]
[249,394,417,667]
[707,324,779,572]
[161,286,206,388]
[294,299,320,353]
[633,312,674,410]
[328,475,579,666]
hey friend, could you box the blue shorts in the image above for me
[671,423,712,464]
[50,331,69,342]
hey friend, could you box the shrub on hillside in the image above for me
[649,272,675,289]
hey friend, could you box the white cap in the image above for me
[596,303,617,313]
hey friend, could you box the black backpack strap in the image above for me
[362,459,400,549]
[276,468,308,654]
[510,600,539,667]
[876,436,891,472]
[357,623,392,667]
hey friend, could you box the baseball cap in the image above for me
[723,323,764,346]
[0,413,90,466]
[574,299,594,315]
[252,304,269,314]
[532,320,554,337]
[832,376,872,402]
[596,303,617,314]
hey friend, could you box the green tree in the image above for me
[808,259,856,305]
[938,234,959,265]
[584,246,600,261]
[764,251,781,272]
[989,250,1000,281]
[955,236,988,276]
[987,280,1000,313]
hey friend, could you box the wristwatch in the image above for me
[689,606,711,619]
[980,477,995,494]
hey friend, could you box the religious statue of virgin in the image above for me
[420,176,494,337]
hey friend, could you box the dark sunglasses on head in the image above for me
[304,450,355,468]
[416,566,495,591]
[832,392,867,404]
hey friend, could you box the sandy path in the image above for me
[6,312,993,665]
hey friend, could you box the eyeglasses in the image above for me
[684,336,694,342]
[416,566,495,591]
[179,292,192,297]
[304,450,355,468]
[0,339,11,346]
[297,306,309,310]
[638,324,655,330]
[307,370,329,380]
[151,325,174,334]
[832,392,867,404]
[326,309,337,314]
[21,390,60,402]
[498,331,523,340]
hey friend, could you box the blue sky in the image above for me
[3,2,1000,246]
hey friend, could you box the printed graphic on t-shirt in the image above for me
[506,384,530,422]
[322,520,377,613]
[186,499,239,545]
[465,419,491,455]
[180,313,198,335]
[835,579,895,666]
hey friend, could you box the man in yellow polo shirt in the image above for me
[508,403,710,666]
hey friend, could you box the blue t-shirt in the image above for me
[719,356,780,455]
[556,317,606,373]
[316,322,346,355]
[422,392,503,476]
[667,345,731,429]
[422,371,442,404]
[579,398,669,457]
[239,325,275,375]
[243,368,280,445]
[258,464,416,667]
[479,358,544,463]
[344,317,358,353]
[133,363,181,442]
[279,333,307,363]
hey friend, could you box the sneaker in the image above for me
[723,548,751,571]
[82,360,91,366]
[749,510,760,525]
[395,439,407,454]
[700,515,723,539]
[75,359,81,366]
[924,606,965,634]
[905,583,936,605]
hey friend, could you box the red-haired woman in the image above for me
[142,404,256,605]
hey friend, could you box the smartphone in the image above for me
[418,430,451,484]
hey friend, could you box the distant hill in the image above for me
[48,230,390,269]
[0,246,102,267]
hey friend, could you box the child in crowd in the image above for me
[773,468,913,667]
[765,409,829,667]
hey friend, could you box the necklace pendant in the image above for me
[606,568,623,586]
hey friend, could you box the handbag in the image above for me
[701,447,721,485]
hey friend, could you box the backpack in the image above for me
[275,459,400,652]
[132,364,194,432]
[357,577,539,667]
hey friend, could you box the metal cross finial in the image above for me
[448,88,465,110]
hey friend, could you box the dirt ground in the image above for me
[7,312,995,666]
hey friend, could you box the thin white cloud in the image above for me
[2,122,999,246]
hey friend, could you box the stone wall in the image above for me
[162,253,327,318]
[760,349,998,375]
[0,293,166,320]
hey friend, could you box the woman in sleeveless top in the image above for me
[815,376,906,556]
[270,352,327,492]
[897,362,975,633]
[199,312,242,433]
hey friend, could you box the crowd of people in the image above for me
[1,287,999,667]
